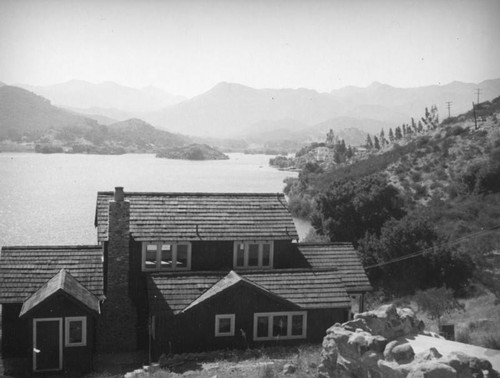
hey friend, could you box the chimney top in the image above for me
[114,187,124,202]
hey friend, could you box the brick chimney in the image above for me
[98,187,137,351]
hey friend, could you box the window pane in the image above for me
[236,245,245,266]
[273,315,288,337]
[177,244,188,268]
[257,316,269,338]
[146,244,157,251]
[218,318,231,334]
[69,320,83,343]
[248,244,259,266]
[291,315,303,336]
[145,250,157,269]
[161,248,173,268]
[262,244,271,266]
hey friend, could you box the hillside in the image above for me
[0,85,98,140]
[146,82,351,137]
[0,86,190,154]
[284,98,500,298]
[145,79,500,139]
[21,80,185,113]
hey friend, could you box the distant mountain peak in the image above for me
[367,81,393,89]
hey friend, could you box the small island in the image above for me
[156,143,229,160]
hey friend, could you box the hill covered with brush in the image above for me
[285,98,500,298]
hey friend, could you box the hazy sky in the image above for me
[1,0,499,97]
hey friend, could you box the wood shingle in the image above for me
[19,269,100,317]
[0,245,104,303]
[95,192,298,242]
[297,243,372,292]
[148,269,350,314]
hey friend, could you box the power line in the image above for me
[364,224,500,270]
[446,101,452,118]
[475,88,482,104]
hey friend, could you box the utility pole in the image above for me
[446,101,452,118]
[475,88,482,104]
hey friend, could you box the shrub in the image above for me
[411,170,422,182]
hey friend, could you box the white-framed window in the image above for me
[215,314,235,337]
[233,241,273,269]
[142,242,192,271]
[253,311,307,341]
[65,316,87,347]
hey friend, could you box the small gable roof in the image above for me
[181,270,297,313]
[147,269,350,314]
[95,192,298,242]
[297,243,372,292]
[19,269,100,317]
[0,245,104,303]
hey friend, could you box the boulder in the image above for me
[318,304,499,378]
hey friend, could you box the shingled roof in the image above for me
[0,245,104,303]
[297,243,372,292]
[95,191,298,242]
[147,269,350,314]
[19,269,100,317]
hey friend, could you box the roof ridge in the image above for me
[298,242,353,246]
[1,245,102,251]
[97,191,286,197]
[149,268,339,277]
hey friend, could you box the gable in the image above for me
[0,245,104,303]
[181,271,298,313]
[95,192,298,242]
[147,269,350,315]
[19,269,100,317]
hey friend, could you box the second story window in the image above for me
[142,242,191,271]
[233,241,273,269]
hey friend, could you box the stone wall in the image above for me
[97,197,138,352]
[318,304,499,378]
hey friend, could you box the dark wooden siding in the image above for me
[273,241,309,269]
[1,303,30,356]
[129,238,149,350]
[23,293,96,374]
[306,308,349,341]
[191,241,234,271]
[153,282,301,355]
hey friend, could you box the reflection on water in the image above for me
[0,153,308,246]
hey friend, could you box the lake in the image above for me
[0,152,311,246]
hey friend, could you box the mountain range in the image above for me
[2,78,500,150]
[19,80,186,116]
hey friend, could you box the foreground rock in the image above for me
[318,304,499,378]
[156,143,229,160]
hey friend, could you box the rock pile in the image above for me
[318,304,499,378]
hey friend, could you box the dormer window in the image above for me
[142,242,191,271]
[233,241,273,269]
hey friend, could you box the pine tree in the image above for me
[388,128,394,142]
[395,126,403,140]
[417,120,423,133]
[374,136,380,150]
[366,134,373,149]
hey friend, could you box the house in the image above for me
[0,187,371,374]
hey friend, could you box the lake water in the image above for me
[0,152,311,246]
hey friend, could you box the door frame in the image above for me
[33,317,63,372]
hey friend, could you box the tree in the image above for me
[366,135,373,149]
[388,128,394,142]
[395,126,403,140]
[414,287,464,327]
[312,174,405,244]
[374,136,380,150]
[358,210,474,296]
